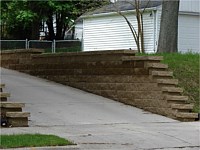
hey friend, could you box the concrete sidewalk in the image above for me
[1,68,199,150]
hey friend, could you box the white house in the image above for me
[79,0,199,53]
[74,19,83,40]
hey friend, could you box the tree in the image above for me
[157,0,180,53]
[114,0,150,53]
[0,0,109,40]
[0,1,37,39]
[45,0,109,40]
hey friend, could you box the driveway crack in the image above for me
[157,132,192,145]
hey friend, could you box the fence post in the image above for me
[25,39,28,49]
[51,40,54,53]
[27,40,30,49]
[53,39,56,53]
[51,40,56,53]
[54,39,56,53]
[81,38,84,51]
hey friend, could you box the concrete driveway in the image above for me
[1,68,199,150]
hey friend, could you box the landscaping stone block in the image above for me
[1,49,197,121]
[6,112,30,127]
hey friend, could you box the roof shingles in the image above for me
[84,0,162,16]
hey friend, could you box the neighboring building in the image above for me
[74,19,83,40]
[39,15,76,40]
[78,0,199,53]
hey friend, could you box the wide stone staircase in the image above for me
[0,84,30,127]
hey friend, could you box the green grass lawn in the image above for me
[0,134,75,149]
[137,52,199,113]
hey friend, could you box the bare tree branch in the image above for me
[113,1,140,51]
[113,0,150,53]
[142,0,150,14]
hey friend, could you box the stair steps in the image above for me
[171,104,194,112]
[165,95,188,103]
[151,71,173,79]
[162,87,183,93]
[6,112,30,127]
[171,103,194,111]
[175,112,198,121]
[147,61,198,121]
[147,63,168,71]
[0,92,10,101]
[152,71,173,77]
[157,79,178,87]
[122,56,163,61]
[6,112,30,118]
[0,84,5,92]
[0,83,30,127]
[0,102,25,108]
[162,87,183,95]
[0,102,24,117]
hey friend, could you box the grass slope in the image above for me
[138,53,199,113]
[0,134,74,149]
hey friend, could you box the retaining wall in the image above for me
[1,49,198,121]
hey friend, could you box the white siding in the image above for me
[156,10,162,48]
[156,10,200,53]
[82,0,199,53]
[179,0,200,13]
[83,12,155,52]
[178,14,200,53]
[74,22,83,40]
[143,13,155,53]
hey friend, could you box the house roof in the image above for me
[83,0,162,17]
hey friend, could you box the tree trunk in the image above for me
[46,14,55,41]
[157,0,180,53]
[31,20,40,40]
[61,24,67,40]
[55,13,65,40]
[140,14,145,53]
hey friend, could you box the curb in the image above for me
[3,145,80,150]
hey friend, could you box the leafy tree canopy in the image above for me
[0,0,109,40]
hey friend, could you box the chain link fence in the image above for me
[0,39,81,53]
[0,40,28,50]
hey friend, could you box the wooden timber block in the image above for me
[6,112,30,127]
[0,92,10,101]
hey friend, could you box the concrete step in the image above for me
[165,95,188,102]
[0,102,25,108]
[6,112,30,127]
[171,104,194,110]
[152,71,173,77]
[147,63,168,69]
[122,56,163,61]
[162,87,183,93]
[157,79,178,86]
[1,102,24,116]
[176,112,198,119]
[6,112,30,118]
[0,84,5,88]
[0,92,10,98]
[0,92,10,101]
[0,84,5,92]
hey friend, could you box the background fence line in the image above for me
[0,39,81,53]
